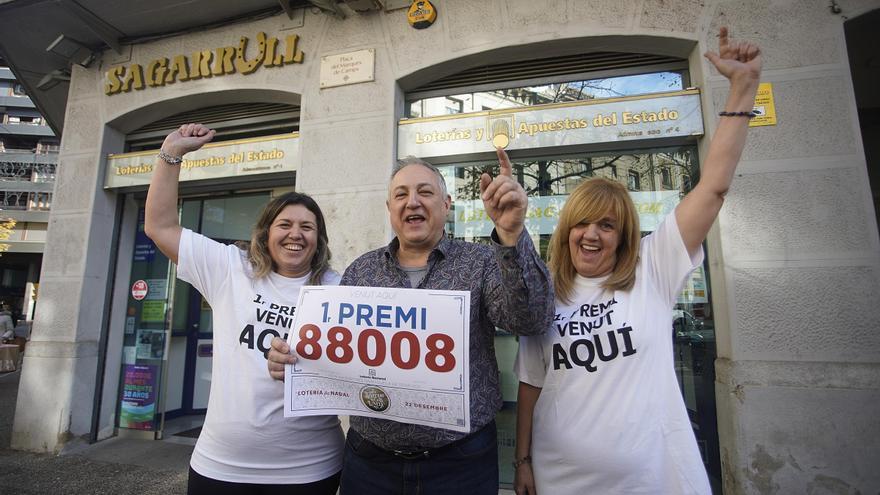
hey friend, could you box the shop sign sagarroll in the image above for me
[398,89,704,159]
[104,133,299,189]
[104,32,305,96]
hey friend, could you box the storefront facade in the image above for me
[107,134,298,431]
[10,2,880,493]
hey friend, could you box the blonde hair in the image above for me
[548,178,640,303]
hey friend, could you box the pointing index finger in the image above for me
[496,147,513,177]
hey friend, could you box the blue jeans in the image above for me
[339,422,499,495]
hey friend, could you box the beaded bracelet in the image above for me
[719,110,758,118]
[512,455,532,469]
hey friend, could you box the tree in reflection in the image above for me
[455,148,698,200]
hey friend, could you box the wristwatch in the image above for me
[157,150,183,165]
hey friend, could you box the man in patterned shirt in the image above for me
[268,149,553,494]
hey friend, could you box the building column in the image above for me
[11,65,120,453]
[705,43,880,492]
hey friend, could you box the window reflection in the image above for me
[442,147,697,204]
[407,71,685,119]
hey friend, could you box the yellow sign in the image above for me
[104,133,299,189]
[399,90,704,158]
[408,0,437,29]
[104,32,305,96]
[750,82,777,127]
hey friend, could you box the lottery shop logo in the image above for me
[131,280,148,301]
[360,386,390,412]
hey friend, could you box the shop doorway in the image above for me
[171,272,216,416]
[164,193,271,420]
[845,9,880,234]
[117,192,271,436]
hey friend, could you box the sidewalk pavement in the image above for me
[0,368,191,494]
[1,367,517,495]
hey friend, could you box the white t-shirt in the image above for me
[515,213,711,494]
[177,229,345,484]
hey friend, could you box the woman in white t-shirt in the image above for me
[513,28,761,495]
[145,123,344,495]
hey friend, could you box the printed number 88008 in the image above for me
[295,324,456,372]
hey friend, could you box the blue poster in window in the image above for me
[134,208,157,262]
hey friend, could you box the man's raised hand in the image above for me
[479,148,527,246]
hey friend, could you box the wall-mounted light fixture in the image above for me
[35,69,71,91]
[46,34,97,67]
[290,0,346,18]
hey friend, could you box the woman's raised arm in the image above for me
[676,27,762,256]
[144,123,215,263]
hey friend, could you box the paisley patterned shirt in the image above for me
[342,229,554,451]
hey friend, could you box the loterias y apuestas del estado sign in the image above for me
[104,32,305,96]
[397,89,704,159]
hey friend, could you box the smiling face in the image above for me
[267,204,318,278]
[387,163,451,254]
[568,212,621,278]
